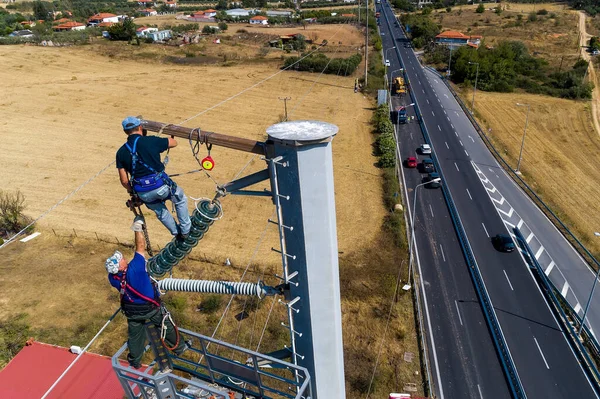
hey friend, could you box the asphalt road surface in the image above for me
[378,1,600,398]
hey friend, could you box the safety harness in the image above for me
[125,136,176,199]
[115,270,181,351]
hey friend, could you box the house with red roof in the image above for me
[88,13,123,26]
[435,30,482,48]
[165,0,177,8]
[203,8,217,17]
[137,0,156,6]
[249,15,268,25]
[0,341,124,399]
[54,21,86,31]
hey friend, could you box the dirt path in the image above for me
[578,11,600,137]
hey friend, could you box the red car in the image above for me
[405,156,417,168]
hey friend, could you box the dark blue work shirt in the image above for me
[109,252,158,305]
[116,134,169,179]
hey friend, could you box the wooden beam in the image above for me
[141,120,266,155]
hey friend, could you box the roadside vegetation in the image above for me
[0,190,34,244]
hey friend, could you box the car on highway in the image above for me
[419,144,431,154]
[420,158,435,173]
[492,234,516,252]
[385,59,391,67]
[424,172,441,188]
[405,156,417,168]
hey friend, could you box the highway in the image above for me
[377,1,600,398]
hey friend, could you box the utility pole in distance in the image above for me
[364,0,369,86]
[279,97,291,121]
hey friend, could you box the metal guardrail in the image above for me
[425,65,600,362]
[112,328,313,399]
[380,8,526,398]
[513,228,600,395]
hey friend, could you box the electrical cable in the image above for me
[364,260,407,399]
[0,160,116,250]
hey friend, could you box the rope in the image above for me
[0,160,116,250]
[177,26,344,126]
[160,309,181,351]
[255,296,277,352]
[40,308,121,399]
[188,127,220,186]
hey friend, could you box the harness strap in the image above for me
[116,273,161,308]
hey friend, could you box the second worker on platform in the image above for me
[116,116,191,239]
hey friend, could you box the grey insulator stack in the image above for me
[158,278,274,298]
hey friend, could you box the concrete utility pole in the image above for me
[515,102,530,174]
[468,61,479,113]
[278,96,291,121]
[141,119,345,399]
[364,0,369,86]
[266,121,345,399]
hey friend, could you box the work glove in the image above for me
[131,215,145,232]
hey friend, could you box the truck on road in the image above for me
[393,76,406,96]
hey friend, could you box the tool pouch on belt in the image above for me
[132,173,166,193]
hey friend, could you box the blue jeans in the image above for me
[137,184,191,236]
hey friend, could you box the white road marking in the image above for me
[460,140,463,146]
[491,196,504,205]
[534,337,550,369]
[432,111,435,116]
[426,99,430,104]
[561,281,570,296]
[482,223,489,237]
[466,189,472,200]
[503,270,515,291]
[443,110,447,114]
[526,232,534,243]
[499,207,514,218]
[429,204,434,217]
[469,136,475,143]
[454,162,460,171]
[455,131,458,137]
[440,244,446,262]
[451,123,455,129]
[545,261,555,275]
[444,93,449,99]
[477,384,483,399]
[422,89,425,93]
[504,220,516,229]
[517,219,524,229]
[418,80,422,85]
[445,141,449,149]
[437,125,441,131]
[575,303,582,314]
[465,150,469,157]
[455,300,463,326]
[447,116,451,121]
[535,246,545,260]
[488,168,494,172]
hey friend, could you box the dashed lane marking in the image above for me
[438,125,441,131]
[432,111,435,116]
[460,140,463,147]
[534,337,550,369]
[504,270,515,291]
[482,223,490,237]
[466,188,472,200]
[445,142,449,149]
[440,244,446,262]
[451,123,455,129]
[455,299,463,326]
[455,162,460,171]
[465,150,469,157]
[469,136,475,143]
[426,99,429,104]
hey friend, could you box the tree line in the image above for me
[282,52,362,76]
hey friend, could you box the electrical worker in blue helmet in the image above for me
[116,116,191,239]
[106,216,187,369]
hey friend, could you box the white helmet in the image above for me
[105,251,123,274]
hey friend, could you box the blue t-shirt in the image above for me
[109,252,158,305]
[116,134,169,179]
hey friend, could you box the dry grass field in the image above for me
[0,29,422,397]
[460,88,600,256]
[431,2,580,69]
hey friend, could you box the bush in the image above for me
[218,22,228,31]
[0,314,30,367]
[282,53,362,76]
[199,295,222,314]
[476,3,485,13]
[0,190,33,239]
[527,12,537,22]
[537,9,548,15]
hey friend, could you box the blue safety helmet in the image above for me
[122,116,141,131]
